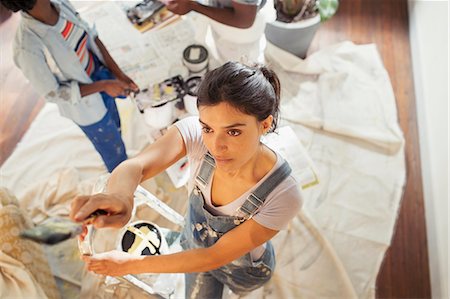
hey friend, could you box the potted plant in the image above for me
[265,0,339,58]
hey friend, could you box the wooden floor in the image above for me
[309,1,431,298]
[0,9,44,165]
[0,0,431,298]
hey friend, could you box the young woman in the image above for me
[1,0,139,172]
[70,62,302,298]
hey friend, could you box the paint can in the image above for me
[118,220,168,256]
[183,76,202,115]
[182,44,209,75]
[144,101,175,129]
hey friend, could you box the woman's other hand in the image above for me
[83,250,141,276]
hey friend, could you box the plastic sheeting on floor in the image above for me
[255,41,406,298]
[0,4,405,297]
[0,41,406,299]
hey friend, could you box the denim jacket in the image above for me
[13,0,107,125]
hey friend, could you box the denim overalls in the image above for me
[180,152,292,298]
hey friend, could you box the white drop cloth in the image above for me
[258,41,406,298]
[0,3,405,298]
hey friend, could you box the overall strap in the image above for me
[235,161,292,224]
[195,152,216,189]
[194,152,292,224]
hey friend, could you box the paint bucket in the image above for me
[183,76,202,115]
[143,100,174,129]
[118,220,169,256]
[182,45,209,74]
[183,94,198,115]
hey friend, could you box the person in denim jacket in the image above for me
[71,62,302,298]
[1,0,139,172]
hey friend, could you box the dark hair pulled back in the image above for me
[197,61,281,133]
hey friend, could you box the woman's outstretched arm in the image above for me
[70,125,187,228]
[83,218,278,276]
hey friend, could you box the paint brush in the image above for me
[20,210,108,245]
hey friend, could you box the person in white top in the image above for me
[71,61,302,298]
[166,0,273,63]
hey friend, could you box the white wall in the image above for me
[407,1,449,298]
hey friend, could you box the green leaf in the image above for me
[317,0,339,21]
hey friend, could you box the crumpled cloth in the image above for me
[0,33,406,299]
[247,41,406,298]
[0,188,60,299]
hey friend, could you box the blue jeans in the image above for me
[78,55,127,172]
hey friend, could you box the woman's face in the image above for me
[198,101,270,173]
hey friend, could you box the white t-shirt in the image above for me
[174,116,302,231]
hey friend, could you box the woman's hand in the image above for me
[70,192,133,229]
[83,250,141,276]
[101,79,131,97]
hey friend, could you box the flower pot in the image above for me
[264,14,321,58]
